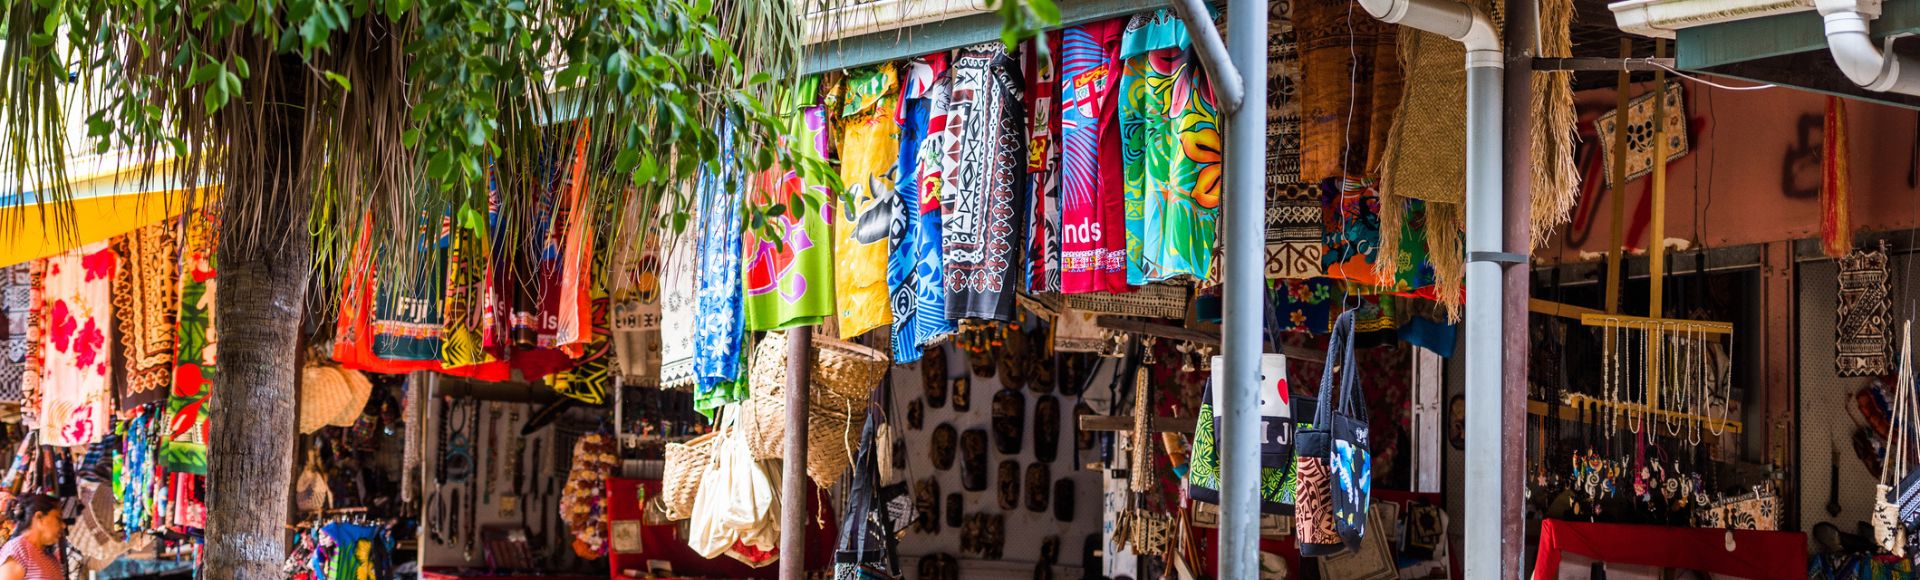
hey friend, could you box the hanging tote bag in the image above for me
[1187,355,1311,514]
[1875,320,1912,554]
[1296,310,1370,557]
[661,430,722,521]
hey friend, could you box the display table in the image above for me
[604,478,836,579]
[421,571,604,580]
[1532,519,1807,579]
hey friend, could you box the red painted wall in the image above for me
[1541,77,1920,259]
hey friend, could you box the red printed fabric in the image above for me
[1532,519,1806,579]
[1058,19,1131,294]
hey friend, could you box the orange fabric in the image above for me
[556,123,595,358]
[1820,96,1852,258]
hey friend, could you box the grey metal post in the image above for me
[1462,55,1508,578]
[1218,0,1267,577]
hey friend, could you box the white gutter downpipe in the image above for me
[1817,0,1920,95]
[1355,0,1511,576]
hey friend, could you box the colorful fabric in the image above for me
[442,197,499,370]
[0,264,33,403]
[1320,176,1387,287]
[546,291,611,405]
[743,76,835,331]
[40,242,116,448]
[835,65,902,339]
[371,215,447,363]
[18,261,42,427]
[890,60,936,364]
[555,125,596,357]
[940,43,1027,322]
[694,130,746,402]
[1025,32,1062,294]
[506,147,577,380]
[907,59,959,350]
[112,222,177,408]
[1274,279,1342,335]
[1264,2,1320,279]
[1119,10,1220,285]
[1059,19,1130,294]
[658,201,701,390]
[164,215,216,473]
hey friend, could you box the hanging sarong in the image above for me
[163,215,216,473]
[694,128,746,412]
[1264,3,1321,280]
[0,264,33,404]
[835,65,902,339]
[1025,32,1063,294]
[891,57,942,364]
[1059,19,1131,294]
[940,42,1027,322]
[907,60,959,350]
[743,77,835,332]
[1118,10,1220,284]
[112,222,177,408]
[41,242,116,448]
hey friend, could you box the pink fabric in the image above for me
[38,242,115,447]
[1059,19,1132,294]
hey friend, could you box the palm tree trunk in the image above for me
[202,52,311,579]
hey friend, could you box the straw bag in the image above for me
[662,430,722,521]
[1879,321,1915,554]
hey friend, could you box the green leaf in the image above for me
[401,128,421,148]
[187,62,221,87]
[323,71,352,91]
[1029,0,1061,25]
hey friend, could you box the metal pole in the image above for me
[1462,41,1509,580]
[1218,0,1266,576]
[1500,0,1539,573]
[780,328,813,579]
[1168,0,1245,113]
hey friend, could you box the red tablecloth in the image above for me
[1532,519,1806,579]
[604,477,837,579]
[422,571,602,580]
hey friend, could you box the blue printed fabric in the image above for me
[695,127,745,397]
[890,91,932,363]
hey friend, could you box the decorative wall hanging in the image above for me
[923,349,949,408]
[1592,81,1688,187]
[961,428,989,491]
[992,388,1026,455]
[1025,463,1051,512]
[907,400,924,430]
[952,376,972,412]
[997,460,1021,510]
[915,479,941,533]
[1034,394,1062,463]
[1053,479,1076,522]
[932,423,957,470]
[1838,240,1892,377]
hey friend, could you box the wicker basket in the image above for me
[812,336,889,402]
[661,430,720,521]
[742,332,790,460]
[1064,282,1192,319]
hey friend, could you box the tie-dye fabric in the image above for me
[694,129,746,413]
[836,65,902,339]
[40,242,116,448]
[940,43,1027,322]
[743,77,835,332]
[1025,32,1062,293]
[909,62,959,350]
[1058,19,1130,294]
[1119,9,1220,285]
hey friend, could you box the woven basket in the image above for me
[813,336,889,402]
[742,332,790,460]
[1064,282,1192,319]
[299,366,351,435]
[661,430,720,521]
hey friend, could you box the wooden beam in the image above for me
[1080,414,1198,434]
[1579,312,1734,334]
[1095,317,1326,363]
[1529,298,1602,320]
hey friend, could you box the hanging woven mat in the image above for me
[1063,282,1192,320]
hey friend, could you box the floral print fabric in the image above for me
[836,65,902,339]
[41,242,117,448]
[658,199,701,390]
[940,43,1027,322]
[1119,10,1221,285]
[1059,19,1130,294]
[694,130,746,413]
